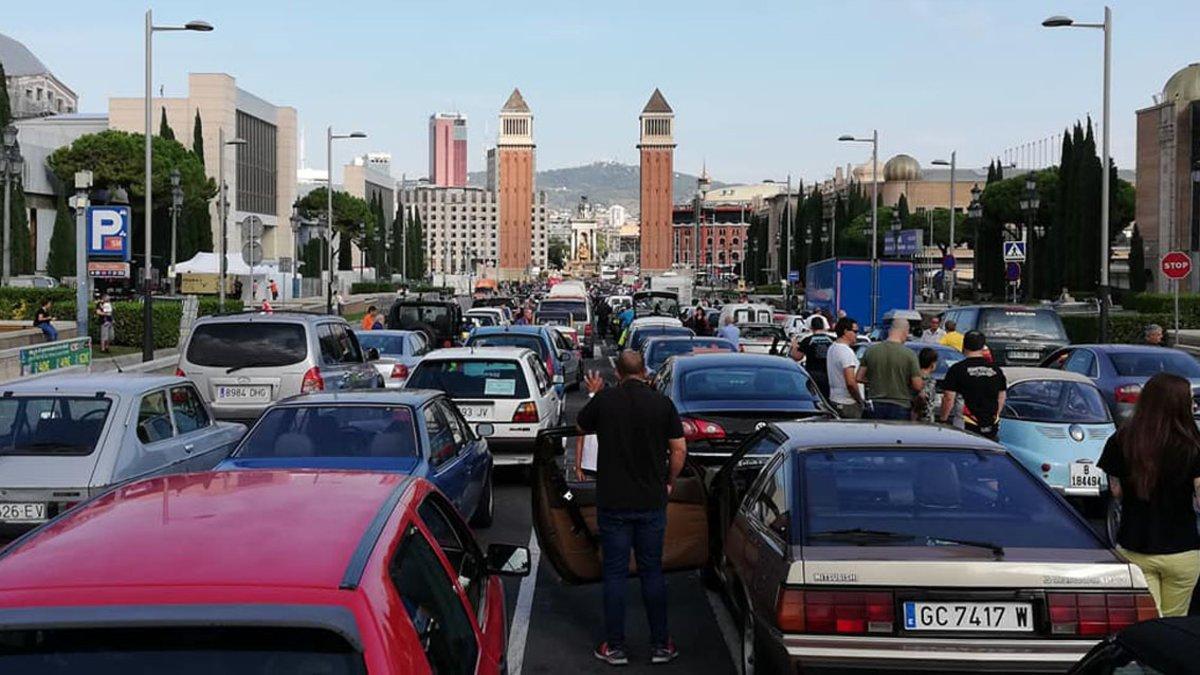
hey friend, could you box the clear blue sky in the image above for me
[5,0,1198,185]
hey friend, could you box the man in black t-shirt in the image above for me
[790,315,834,399]
[939,330,1007,438]
[577,351,686,666]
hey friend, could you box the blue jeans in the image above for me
[866,401,910,420]
[38,323,58,342]
[597,507,668,648]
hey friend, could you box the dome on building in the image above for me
[883,154,922,182]
[1163,63,1200,106]
[0,33,52,77]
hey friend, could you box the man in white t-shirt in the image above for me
[826,316,867,418]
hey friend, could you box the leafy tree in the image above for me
[45,194,75,278]
[1128,224,1146,293]
[293,187,375,274]
[192,110,205,165]
[159,107,175,141]
[548,235,568,268]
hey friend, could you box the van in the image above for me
[719,303,774,326]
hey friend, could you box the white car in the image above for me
[466,307,509,327]
[720,302,774,326]
[405,347,562,466]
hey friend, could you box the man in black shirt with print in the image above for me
[577,351,686,666]
[939,330,1007,439]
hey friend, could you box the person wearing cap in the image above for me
[939,330,1007,439]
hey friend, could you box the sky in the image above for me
[5,0,1199,186]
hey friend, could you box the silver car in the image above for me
[354,329,430,389]
[0,373,245,537]
[179,312,384,422]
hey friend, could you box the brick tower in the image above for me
[638,88,675,276]
[497,88,535,280]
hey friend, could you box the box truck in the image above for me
[805,258,914,329]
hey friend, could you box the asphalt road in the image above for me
[478,340,739,675]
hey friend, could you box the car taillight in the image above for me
[544,357,555,377]
[390,363,410,380]
[301,367,325,393]
[1047,592,1157,636]
[443,339,453,348]
[1115,384,1142,404]
[680,417,725,442]
[776,588,894,635]
[175,367,185,377]
[512,401,539,423]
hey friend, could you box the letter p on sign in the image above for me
[86,206,129,260]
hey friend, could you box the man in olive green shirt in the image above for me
[856,317,924,420]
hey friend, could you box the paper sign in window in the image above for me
[484,378,516,396]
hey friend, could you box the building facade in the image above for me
[1,33,77,120]
[109,73,298,269]
[429,113,467,187]
[638,89,675,275]
[672,205,749,278]
[496,89,538,280]
[342,153,397,271]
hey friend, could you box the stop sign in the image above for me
[1161,251,1192,280]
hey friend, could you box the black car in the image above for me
[386,299,464,348]
[940,305,1069,366]
[1069,617,1199,674]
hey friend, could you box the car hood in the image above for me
[216,456,425,474]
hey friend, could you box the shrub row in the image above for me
[349,281,399,294]
[1060,312,1177,345]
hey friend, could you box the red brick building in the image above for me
[672,204,750,279]
[497,89,535,280]
[639,89,675,275]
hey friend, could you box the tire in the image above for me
[471,472,495,528]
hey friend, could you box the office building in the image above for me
[429,113,467,187]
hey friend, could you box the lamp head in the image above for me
[1042,15,1074,27]
[170,168,181,187]
[349,132,367,139]
[2,126,16,148]
[184,20,214,31]
[931,159,950,166]
[837,135,855,142]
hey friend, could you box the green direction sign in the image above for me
[19,337,92,377]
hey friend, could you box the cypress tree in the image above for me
[0,62,32,275]
[408,211,425,280]
[1077,119,1102,292]
[45,194,75,278]
[807,188,824,265]
[391,201,405,280]
[896,193,910,223]
[192,110,205,166]
[159,107,175,141]
[832,195,847,258]
[0,62,10,124]
[1049,129,1074,296]
[1128,224,1146,293]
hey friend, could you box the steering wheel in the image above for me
[78,409,107,422]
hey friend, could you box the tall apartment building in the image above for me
[639,89,675,275]
[429,113,467,187]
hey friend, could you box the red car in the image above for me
[0,470,530,674]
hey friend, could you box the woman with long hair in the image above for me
[1099,372,1200,616]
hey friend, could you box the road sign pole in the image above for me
[1175,279,1180,347]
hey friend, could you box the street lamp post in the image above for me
[1044,7,1112,341]
[1019,174,1042,300]
[325,127,366,314]
[839,131,879,326]
[2,125,23,286]
[216,129,245,312]
[144,10,211,360]
[169,168,182,293]
[931,151,957,303]
[968,184,982,292]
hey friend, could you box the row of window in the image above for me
[235,111,279,216]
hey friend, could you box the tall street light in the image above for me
[968,184,982,292]
[2,125,23,286]
[216,129,246,312]
[1044,7,1112,341]
[839,131,879,325]
[143,10,212,360]
[931,152,957,303]
[169,167,182,293]
[326,127,366,314]
[1020,174,1043,300]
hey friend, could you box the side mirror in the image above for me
[476,422,495,438]
[365,347,380,361]
[485,543,531,577]
[552,374,565,386]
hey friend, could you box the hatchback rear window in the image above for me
[978,309,1067,341]
[1110,351,1200,378]
[0,397,111,456]
[646,338,735,371]
[355,333,408,356]
[467,334,548,359]
[1004,380,1111,424]
[682,366,814,402]
[187,323,307,368]
[801,449,1100,549]
[0,626,365,674]
[537,300,587,318]
[408,360,530,399]
[235,405,419,459]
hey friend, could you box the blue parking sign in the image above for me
[87,206,131,260]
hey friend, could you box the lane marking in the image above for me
[608,355,616,369]
[705,587,741,674]
[507,525,541,675]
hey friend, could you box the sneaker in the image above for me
[594,642,629,666]
[650,641,679,665]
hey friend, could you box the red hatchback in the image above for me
[0,470,530,674]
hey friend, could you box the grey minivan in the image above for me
[0,373,245,537]
[178,312,384,422]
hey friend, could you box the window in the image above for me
[424,405,456,467]
[389,525,479,675]
[1004,380,1110,424]
[410,360,531,400]
[0,396,112,456]
[169,386,210,434]
[750,460,791,539]
[318,324,342,365]
[528,355,550,393]
[235,110,278,215]
[137,390,174,444]
[418,495,486,613]
[438,400,468,448]
[1110,350,1200,378]
[186,322,307,368]
[681,366,815,402]
[234,405,418,459]
[1063,349,1097,378]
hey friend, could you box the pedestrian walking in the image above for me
[33,299,57,342]
[269,279,280,301]
[826,316,866,419]
[577,352,686,666]
[716,315,740,344]
[1098,372,1200,617]
[596,299,611,340]
[855,317,923,420]
[939,319,964,352]
[920,316,946,344]
[938,331,1006,439]
[96,293,114,353]
[361,306,380,331]
[334,291,346,316]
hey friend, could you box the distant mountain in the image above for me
[467,161,728,215]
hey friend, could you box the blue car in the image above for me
[1042,344,1200,424]
[465,325,577,396]
[997,367,1114,506]
[215,390,495,526]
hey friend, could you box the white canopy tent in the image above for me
[171,252,273,276]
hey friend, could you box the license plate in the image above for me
[459,405,494,420]
[1009,351,1041,361]
[0,502,47,523]
[216,385,271,402]
[1069,461,1102,489]
[904,602,1033,632]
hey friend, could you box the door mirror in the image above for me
[485,543,531,577]
[365,347,380,361]
[476,422,495,438]
[552,374,565,386]
[559,350,571,361]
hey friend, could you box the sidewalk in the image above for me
[90,347,179,375]
[1172,329,1200,355]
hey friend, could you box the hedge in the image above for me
[1125,293,1200,323]
[349,281,398,294]
[1060,312,1176,345]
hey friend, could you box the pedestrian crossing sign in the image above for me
[1003,241,1026,262]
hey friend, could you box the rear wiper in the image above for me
[926,536,1005,558]
[225,365,250,374]
[806,528,917,544]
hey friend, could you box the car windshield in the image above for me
[0,396,111,456]
[681,366,814,401]
[906,344,965,378]
[235,405,419,459]
[408,360,531,399]
[1003,380,1112,423]
[634,295,680,316]
[646,339,734,371]
[801,449,1101,549]
[354,333,408,356]
[187,322,307,369]
[393,305,452,327]
[1110,351,1200,378]
[631,326,693,351]
[467,334,548,359]
[465,314,497,327]
[0,626,366,674]
[979,309,1067,340]
[740,325,783,340]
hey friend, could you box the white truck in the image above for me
[649,272,694,309]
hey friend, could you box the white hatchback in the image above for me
[405,347,562,466]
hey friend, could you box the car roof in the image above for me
[195,311,338,324]
[471,325,547,336]
[353,328,418,337]
[275,388,443,406]
[1075,343,1188,355]
[0,471,415,592]
[672,352,799,371]
[954,304,1056,312]
[2,372,187,395]
[424,346,535,358]
[1113,617,1200,672]
[774,419,1004,452]
[1002,366,1096,386]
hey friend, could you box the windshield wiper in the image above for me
[225,365,250,374]
[925,536,1005,558]
[806,528,918,544]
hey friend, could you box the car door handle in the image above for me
[184,443,195,453]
